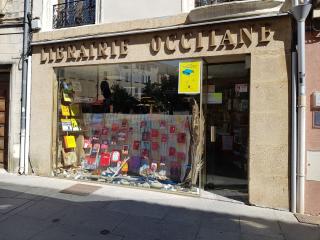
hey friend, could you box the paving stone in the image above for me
[201,215,240,233]
[0,189,21,198]
[240,232,284,240]
[57,205,128,232]
[107,200,169,219]
[197,228,240,240]
[112,214,161,239]
[0,200,36,222]
[160,221,199,240]
[29,223,123,240]
[162,207,203,224]
[11,192,46,201]
[240,216,283,238]
[274,210,298,223]
[0,175,319,240]
[16,198,70,220]
[122,235,160,240]
[278,220,320,240]
[0,215,52,240]
[0,198,30,214]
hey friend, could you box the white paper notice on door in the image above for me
[235,84,248,93]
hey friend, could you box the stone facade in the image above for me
[30,15,292,210]
[0,0,25,172]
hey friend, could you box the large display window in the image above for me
[54,60,203,194]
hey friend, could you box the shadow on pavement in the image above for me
[0,182,318,240]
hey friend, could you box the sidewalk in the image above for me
[0,173,318,240]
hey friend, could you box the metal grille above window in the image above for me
[53,0,96,29]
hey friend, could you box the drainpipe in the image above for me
[291,51,297,213]
[291,2,311,214]
[19,0,31,174]
[24,55,32,174]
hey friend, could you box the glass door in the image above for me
[204,62,249,202]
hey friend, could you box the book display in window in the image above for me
[58,80,84,169]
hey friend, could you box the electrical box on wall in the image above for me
[31,18,41,31]
[311,91,320,109]
[307,151,320,181]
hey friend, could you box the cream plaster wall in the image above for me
[101,0,184,24]
[35,0,193,32]
[30,16,292,209]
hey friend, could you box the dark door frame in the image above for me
[0,66,11,170]
[203,61,250,191]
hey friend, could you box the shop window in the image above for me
[55,60,202,194]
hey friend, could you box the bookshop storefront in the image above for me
[31,16,292,209]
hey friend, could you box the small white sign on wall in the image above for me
[307,151,320,181]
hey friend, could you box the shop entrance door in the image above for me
[0,72,10,170]
[204,62,249,202]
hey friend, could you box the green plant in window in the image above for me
[111,84,138,113]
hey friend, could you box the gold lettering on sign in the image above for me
[120,40,129,55]
[79,45,88,58]
[239,27,252,44]
[196,32,203,49]
[151,36,161,52]
[261,26,272,42]
[209,30,217,48]
[111,41,117,56]
[41,48,47,62]
[40,38,130,63]
[165,34,176,51]
[89,43,95,58]
[56,47,64,60]
[221,30,235,45]
[67,45,77,59]
[181,33,192,50]
[97,42,108,57]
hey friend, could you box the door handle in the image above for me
[211,126,216,142]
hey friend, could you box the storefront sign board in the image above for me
[39,25,273,64]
